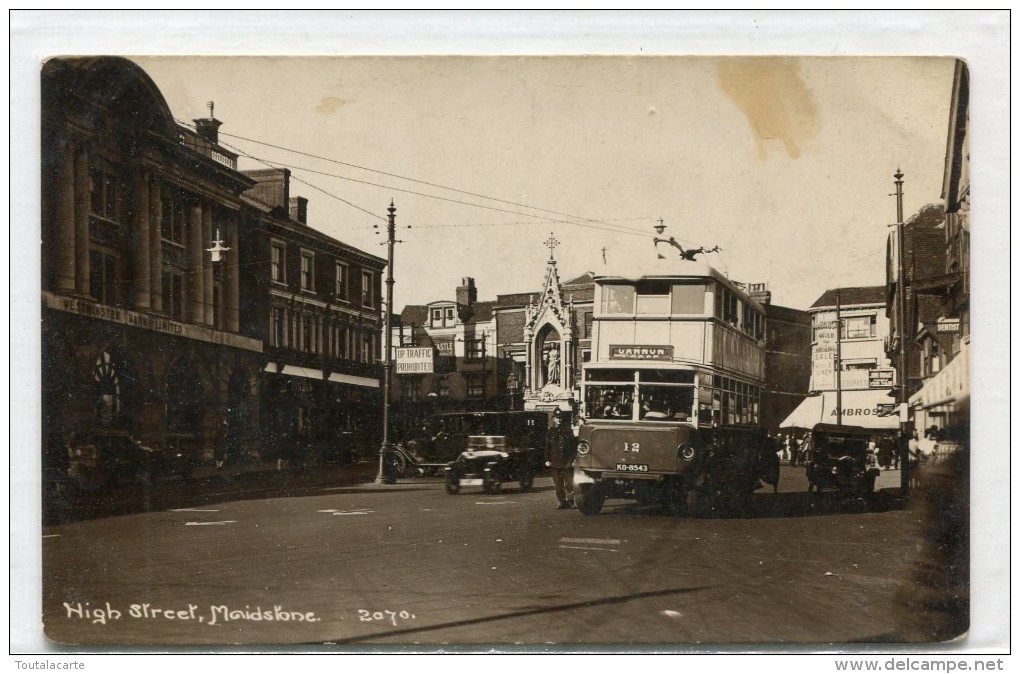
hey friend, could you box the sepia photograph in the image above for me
[12,9,1009,665]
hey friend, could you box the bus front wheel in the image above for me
[575,484,605,516]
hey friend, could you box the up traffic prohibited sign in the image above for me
[395,347,434,374]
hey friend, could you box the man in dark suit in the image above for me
[545,411,577,509]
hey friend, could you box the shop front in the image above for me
[780,389,901,431]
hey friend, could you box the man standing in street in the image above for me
[545,411,577,509]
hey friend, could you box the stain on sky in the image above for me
[315,96,350,114]
[717,59,820,160]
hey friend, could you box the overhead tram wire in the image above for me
[216,129,657,237]
[179,119,717,247]
[218,138,649,239]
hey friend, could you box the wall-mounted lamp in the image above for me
[207,229,230,262]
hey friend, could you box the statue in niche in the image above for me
[545,347,560,386]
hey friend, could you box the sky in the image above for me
[130,54,955,312]
[11,11,1011,658]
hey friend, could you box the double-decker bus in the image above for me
[573,259,778,516]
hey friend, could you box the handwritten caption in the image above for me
[63,601,320,626]
[357,609,417,627]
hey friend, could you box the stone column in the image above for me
[53,139,77,292]
[227,216,240,332]
[132,171,151,310]
[188,200,204,323]
[73,145,90,296]
[202,204,214,326]
[564,336,574,389]
[148,178,162,313]
[523,327,534,392]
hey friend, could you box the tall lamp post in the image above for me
[376,201,398,484]
[893,168,911,493]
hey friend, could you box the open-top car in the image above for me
[444,434,544,495]
[803,423,881,508]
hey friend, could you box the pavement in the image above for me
[43,458,389,526]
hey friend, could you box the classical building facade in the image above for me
[238,167,386,465]
[41,57,264,472]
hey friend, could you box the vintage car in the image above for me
[444,434,542,491]
[444,434,544,495]
[803,423,881,508]
[401,411,548,476]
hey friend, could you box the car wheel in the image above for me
[575,484,604,516]
[518,470,534,493]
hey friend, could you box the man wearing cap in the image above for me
[545,411,577,509]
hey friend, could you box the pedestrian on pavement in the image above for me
[545,411,577,509]
[877,435,893,470]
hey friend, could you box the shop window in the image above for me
[302,314,314,352]
[466,375,485,399]
[271,307,284,347]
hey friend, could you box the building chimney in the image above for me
[289,197,308,225]
[747,282,772,305]
[193,101,223,144]
[457,277,477,308]
[242,168,291,211]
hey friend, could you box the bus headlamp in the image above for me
[576,440,591,456]
[677,443,697,461]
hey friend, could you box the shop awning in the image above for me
[264,364,380,389]
[779,390,900,430]
[909,340,968,412]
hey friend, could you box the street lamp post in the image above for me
[893,169,911,494]
[376,201,398,484]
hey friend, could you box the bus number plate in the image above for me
[616,463,648,472]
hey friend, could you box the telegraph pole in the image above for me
[376,201,398,484]
[893,169,911,493]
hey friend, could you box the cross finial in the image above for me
[544,233,560,261]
